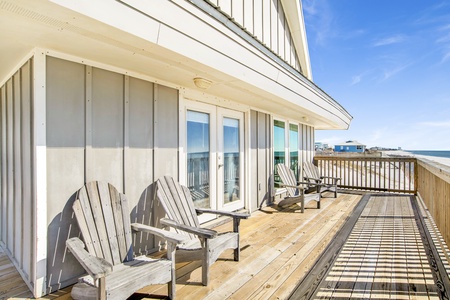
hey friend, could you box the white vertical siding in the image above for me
[270,0,279,51]
[301,124,314,162]
[243,0,253,33]
[253,1,263,41]
[44,56,179,292]
[0,58,36,294]
[232,0,244,26]
[262,0,271,46]
[207,0,301,73]
[33,50,47,297]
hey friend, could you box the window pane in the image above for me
[289,124,299,179]
[274,120,285,182]
[187,110,210,208]
[223,118,240,204]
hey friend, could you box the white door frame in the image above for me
[180,98,246,222]
[217,107,245,212]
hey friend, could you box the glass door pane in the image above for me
[223,117,240,204]
[187,110,210,208]
[289,124,299,179]
[274,120,285,183]
[217,108,244,212]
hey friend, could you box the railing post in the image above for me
[414,158,418,195]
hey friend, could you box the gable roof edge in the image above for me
[280,0,312,80]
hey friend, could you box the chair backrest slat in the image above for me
[156,176,200,240]
[276,164,298,197]
[303,161,320,179]
[74,182,132,266]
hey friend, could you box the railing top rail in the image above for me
[314,155,417,162]
[417,157,450,184]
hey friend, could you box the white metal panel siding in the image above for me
[0,59,34,287]
[208,0,301,72]
[46,57,87,292]
[301,124,315,163]
[250,110,271,211]
[44,56,177,291]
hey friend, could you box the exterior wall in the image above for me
[250,110,272,211]
[269,115,315,203]
[205,0,301,73]
[45,56,178,293]
[300,124,314,180]
[0,59,34,292]
[1,51,319,296]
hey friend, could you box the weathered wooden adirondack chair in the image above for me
[276,163,321,213]
[303,161,341,198]
[66,181,186,300]
[156,176,250,286]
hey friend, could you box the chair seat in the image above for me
[75,256,172,300]
[176,232,239,265]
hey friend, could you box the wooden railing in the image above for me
[313,155,417,194]
[416,158,450,249]
[314,155,450,248]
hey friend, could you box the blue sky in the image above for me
[303,0,450,150]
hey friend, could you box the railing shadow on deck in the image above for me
[314,154,450,253]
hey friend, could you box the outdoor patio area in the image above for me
[1,191,449,299]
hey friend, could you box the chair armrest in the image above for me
[131,223,188,245]
[296,181,323,186]
[195,208,249,220]
[303,176,322,182]
[66,237,112,280]
[276,182,308,190]
[160,218,217,239]
[320,176,341,181]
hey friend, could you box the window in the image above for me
[289,124,299,179]
[274,120,286,183]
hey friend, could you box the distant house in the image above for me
[334,141,366,153]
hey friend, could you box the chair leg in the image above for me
[233,218,241,261]
[167,243,176,299]
[202,239,210,286]
[97,277,106,300]
[301,196,305,213]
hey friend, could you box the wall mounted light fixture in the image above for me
[193,77,212,89]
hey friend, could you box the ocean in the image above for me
[407,150,450,159]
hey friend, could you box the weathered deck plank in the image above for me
[3,192,450,300]
[292,195,448,300]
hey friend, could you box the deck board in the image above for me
[292,194,449,300]
[3,192,450,299]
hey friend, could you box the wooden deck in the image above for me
[2,192,449,299]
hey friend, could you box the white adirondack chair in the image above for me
[276,163,321,213]
[303,161,341,198]
[66,181,186,300]
[156,176,249,286]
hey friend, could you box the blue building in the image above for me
[334,141,366,153]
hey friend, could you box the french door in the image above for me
[184,101,244,222]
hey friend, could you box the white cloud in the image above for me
[351,75,361,85]
[381,63,411,81]
[419,121,450,128]
[373,35,406,47]
[302,0,334,46]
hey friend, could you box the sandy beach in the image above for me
[382,150,450,168]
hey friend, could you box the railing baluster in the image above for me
[314,155,416,193]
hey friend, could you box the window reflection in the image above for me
[223,118,240,204]
[187,110,210,208]
[274,120,285,182]
[290,124,299,179]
